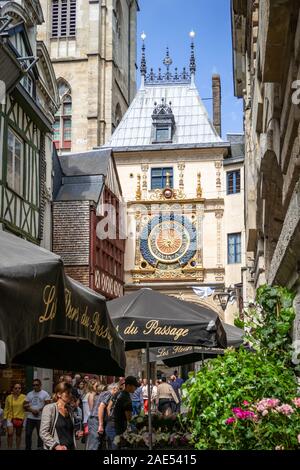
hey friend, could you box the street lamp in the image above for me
[213,288,235,312]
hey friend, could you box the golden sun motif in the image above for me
[156,229,183,255]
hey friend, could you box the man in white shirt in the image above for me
[24,379,51,449]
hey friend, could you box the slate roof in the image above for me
[106,82,224,149]
[54,148,112,203]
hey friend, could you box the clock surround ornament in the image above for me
[140,214,197,269]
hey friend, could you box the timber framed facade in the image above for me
[0,1,59,245]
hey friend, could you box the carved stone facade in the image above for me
[111,144,245,325]
[38,0,138,152]
[232,1,300,337]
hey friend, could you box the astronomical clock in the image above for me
[131,176,205,283]
[140,215,196,270]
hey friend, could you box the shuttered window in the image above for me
[52,0,76,38]
[227,170,241,194]
[228,233,241,264]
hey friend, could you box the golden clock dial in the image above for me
[156,228,182,255]
[148,220,190,264]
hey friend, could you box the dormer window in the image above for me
[152,98,175,143]
[156,127,170,142]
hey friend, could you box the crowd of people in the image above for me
[0,371,184,450]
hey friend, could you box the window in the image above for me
[155,127,170,142]
[54,80,72,150]
[151,167,173,190]
[53,118,60,141]
[152,99,175,143]
[227,170,241,195]
[21,74,33,97]
[7,128,23,195]
[228,233,241,264]
[52,0,76,38]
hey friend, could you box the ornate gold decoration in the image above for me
[131,267,205,282]
[215,161,222,196]
[156,228,183,254]
[165,171,171,188]
[136,174,142,200]
[178,162,185,191]
[196,172,202,198]
[141,164,149,195]
[149,188,186,201]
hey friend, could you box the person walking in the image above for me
[3,383,26,449]
[40,382,77,450]
[156,376,179,416]
[141,379,150,415]
[169,375,182,413]
[113,376,139,447]
[105,380,124,450]
[23,379,51,450]
[86,384,107,450]
[131,381,143,417]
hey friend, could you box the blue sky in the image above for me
[136,0,243,139]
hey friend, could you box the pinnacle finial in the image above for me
[189,30,196,75]
[140,32,147,77]
[163,47,173,79]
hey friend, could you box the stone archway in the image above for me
[259,144,284,273]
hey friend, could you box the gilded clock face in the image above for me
[148,220,190,263]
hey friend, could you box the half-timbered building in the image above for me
[0,0,59,246]
[0,0,59,393]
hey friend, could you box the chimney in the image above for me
[212,74,222,137]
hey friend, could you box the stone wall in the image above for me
[232,1,300,302]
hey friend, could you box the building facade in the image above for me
[0,0,59,393]
[52,148,125,300]
[104,39,245,375]
[38,0,139,153]
[231,0,300,340]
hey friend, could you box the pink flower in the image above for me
[297,434,300,444]
[262,410,268,417]
[225,417,236,425]
[276,404,294,416]
[292,398,300,408]
[243,401,250,406]
[256,398,280,412]
[232,408,257,420]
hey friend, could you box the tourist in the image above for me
[23,379,51,450]
[3,383,26,449]
[169,375,182,413]
[131,380,143,416]
[156,376,179,416]
[113,376,139,447]
[40,382,77,450]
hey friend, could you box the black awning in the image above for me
[107,288,227,350]
[150,322,244,366]
[0,231,125,375]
